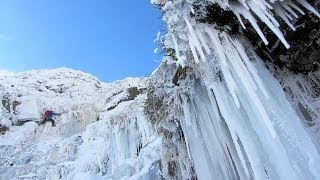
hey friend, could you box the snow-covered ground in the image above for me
[0,68,162,179]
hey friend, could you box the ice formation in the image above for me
[0,69,161,179]
[147,0,320,179]
[1,0,320,179]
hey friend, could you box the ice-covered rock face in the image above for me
[147,0,320,179]
[155,0,320,72]
[0,68,102,125]
[0,68,162,179]
[1,1,320,179]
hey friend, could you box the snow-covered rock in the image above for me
[1,1,320,179]
[147,0,320,179]
[0,68,161,179]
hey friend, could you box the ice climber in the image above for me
[38,110,60,126]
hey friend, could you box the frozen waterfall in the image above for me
[150,0,320,179]
[180,54,320,179]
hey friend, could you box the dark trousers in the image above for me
[39,117,55,126]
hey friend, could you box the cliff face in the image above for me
[146,0,320,179]
[0,63,319,179]
[0,68,162,179]
[146,53,320,180]
[1,1,320,179]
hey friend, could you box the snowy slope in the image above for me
[0,68,162,179]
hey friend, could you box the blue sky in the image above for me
[0,0,163,82]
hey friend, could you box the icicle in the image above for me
[231,4,269,46]
[221,34,258,92]
[233,39,270,99]
[274,4,296,31]
[287,0,305,15]
[184,15,206,62]
[232,136,251,178]
[172,34,186,66]
[195,27,211,55]
[254,0,269,11]
[210,82,271,180]
[188,33,200,64]
[263,0,273,10]
[297,0,320,18]
[234,12,246,29]
[247,1,290,48]
[207,0,228,10]
[282,7,294,21]
[238,0,250,10]
[204,26,240,108]
[280,2,299,18]
[264,8,281,28]
[244,75,277,138]
[219,34,277,138]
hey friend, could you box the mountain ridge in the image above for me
[0,68,161,179]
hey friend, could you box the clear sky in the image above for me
[0,0,163,82]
